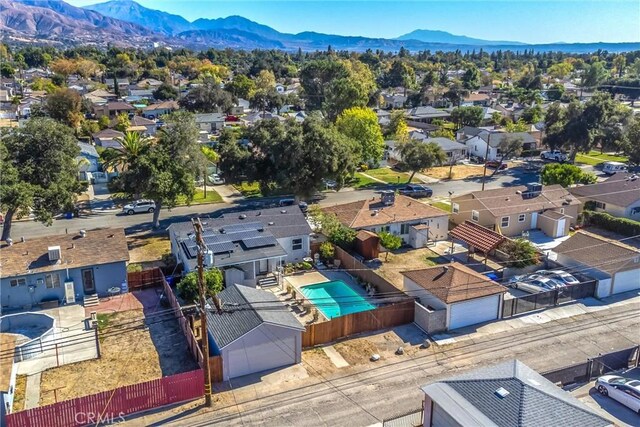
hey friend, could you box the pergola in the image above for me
[449,221,506,265]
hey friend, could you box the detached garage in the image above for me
[207,284,305,381]
[552,231,640,299]
[402,263,507,331]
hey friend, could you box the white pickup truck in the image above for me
[540,150,568,162]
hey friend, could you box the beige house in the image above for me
[450,183,580,238]
[322,193,450,247]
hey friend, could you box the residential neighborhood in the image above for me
[0,1,639,426]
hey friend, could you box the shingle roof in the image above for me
[0,228,129,278]
[421,360,610,427]
[450,221,506,253]
[106,101,134,111]
[130,115,156,126]
[195,113,225,123]
[406,106,450,118]
[143,101,179,111]
[424,137,467,151]
[480,131,537,147]
[464,184,579,217]
[322,195,448,229]
[77,141,99,158]
[552,231,639,275]
[206,284,305,349]
[93,129,124,139]
[570,173,640,208]
[0,334,16,391]
[401,262,506,303]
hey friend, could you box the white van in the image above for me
[602,161,628,175]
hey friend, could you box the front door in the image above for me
[82,268,96,294]
[531,212,538,229]
[259,259,269,274]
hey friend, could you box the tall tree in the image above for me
[152,83,179,100]
[541,163,596,187]
[623,116,640,166]
[0,118,85,240]
[399,140,446,182]
[46,88,83,128]
[179,78,236,113]
[100,131,151,172]
[461,65,481,91]
[335,107,385,165]
[450,106,484,128]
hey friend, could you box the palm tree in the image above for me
[100,131,151,172]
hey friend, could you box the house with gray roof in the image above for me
[570,173,640,220]
[405,106,450,129]
[168,207,312,287]
[389,135,467,163]
[77,142,100,174]
[420,359,611,427]
[206,284,305,380]
[195,113,226,132]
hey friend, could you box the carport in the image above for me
[449,221,506,266]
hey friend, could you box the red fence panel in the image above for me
[5,369,204,427]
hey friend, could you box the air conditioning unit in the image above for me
[48,246,62,262]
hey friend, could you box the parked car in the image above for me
[305,192,327,203]
[278,198,296,207]
[398,184,433,198]
[536,270,580,285]
[208,174,225,185]
[469,155,484,164]
[512,275,565,293]
[485,161,508,170]
[322,178,337,189]
[298,201,308,213]
[595,375,640,413]
[122,200,156,215]
[602,161,628,175]
[540,150,568,162]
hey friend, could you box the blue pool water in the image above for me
[300,280,376,319]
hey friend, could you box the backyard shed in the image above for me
[402,263,507,330]
[207,284,305,380]
[354,230,380,260]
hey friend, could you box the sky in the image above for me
[68,0,640,44]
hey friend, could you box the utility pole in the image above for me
[192,218,213,408]
[481,137,491,191]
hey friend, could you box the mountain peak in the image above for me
[84,0,191,35]
[396,29,524,46]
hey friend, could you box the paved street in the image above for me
[122,294,639,427]
[5,168,538,239]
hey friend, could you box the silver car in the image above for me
[122,200,156,215]
[536,269,580,285]
[595,375,640,414]
[512,275,564,294]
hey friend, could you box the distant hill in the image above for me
[397,29,525,46]
[1,0,161,46]
[1,0,637,53]
[85,0,191,35]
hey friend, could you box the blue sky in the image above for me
[70,0,640,44]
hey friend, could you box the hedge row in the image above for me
[582,210,640,237]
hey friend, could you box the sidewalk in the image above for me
[214,184,244,203]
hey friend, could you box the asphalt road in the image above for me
[5,168,539,239]
[125,298,639,427]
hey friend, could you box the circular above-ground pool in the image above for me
[0,312,56,362]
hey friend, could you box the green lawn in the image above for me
[177,188,223,205]
[574,151,628,166]
[430,201,451,213]
[232,182,288,198]
[362,168,418,184]
[351,173,381,188]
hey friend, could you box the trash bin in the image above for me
[65,212,73,219]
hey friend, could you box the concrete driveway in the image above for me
[572,367,640,427]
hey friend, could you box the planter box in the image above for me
[40,300,59,309]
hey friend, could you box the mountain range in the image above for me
[1,0,638,53]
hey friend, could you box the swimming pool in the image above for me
[300,280,376,319]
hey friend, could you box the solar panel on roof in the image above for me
[207,241,236,254]
[242,236,278,249]
[220,221,264,234]
[184,244,199,258]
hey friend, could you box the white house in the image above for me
[168,207,312,287]
[402,263,507,330]
[550,231,640,298]
[464,130,536,161]
[195,113,225,132]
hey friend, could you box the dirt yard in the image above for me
[301,348,339,376]
[424,164,485,180]
[39,309,198,405]
[377,247,448,288]
[127,234,171,266]
[12,375,27,412]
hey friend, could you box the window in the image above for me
[10,278,26,287]
[501,216,510,227]
[471,210,479,221]
[595,201,606,209]
[45,273,61,289]
[292,238,303,251]
[382,225,391,232]
[452,203,460,214]
[560,208,564,214]
[400,224,410,234]
[518,214,526,222]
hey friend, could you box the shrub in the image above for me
[300,261,312,270]
[582,211,640,237]
[499,238,539,268]
[177,269,224,303]
[319,242,335,261]
[127,263,143,272]
[378,231,402,261]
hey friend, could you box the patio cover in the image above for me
[449,221,505,253]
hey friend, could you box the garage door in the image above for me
[449,295,500,330]
[612,268,640,295]
[226,328,297,379]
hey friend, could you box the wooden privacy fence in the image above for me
[302,300,415,348]
[5,369,204,427]
[209,355,224,383]
[161,273,204,368]
[333,246,401,295]
[127,268,165,291]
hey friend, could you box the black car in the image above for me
[398,184,433,198]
